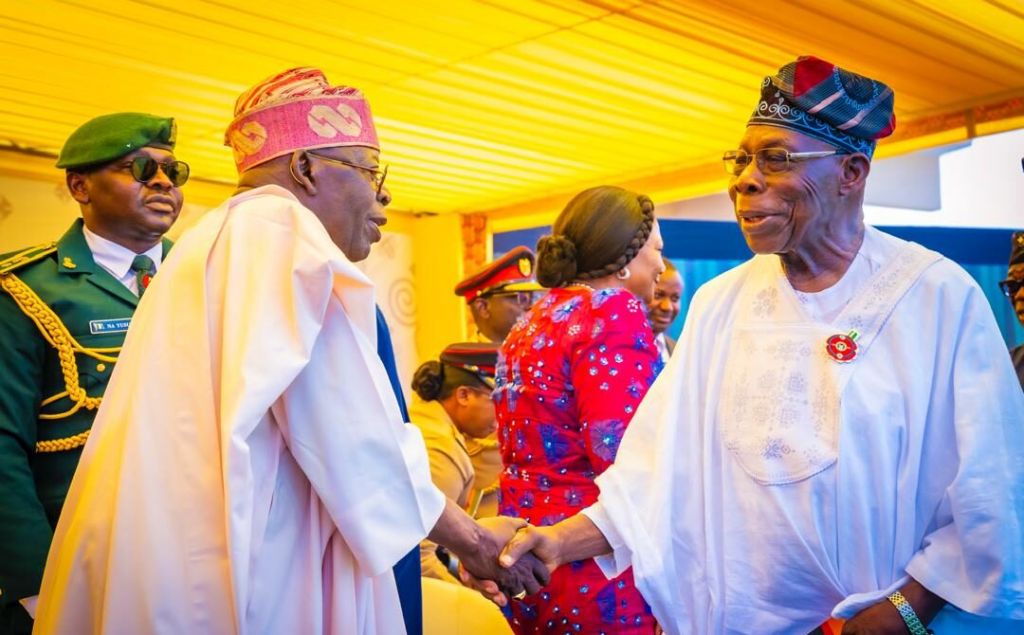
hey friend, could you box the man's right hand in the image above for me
[460,522,563,606]
[498,523,561,572]
[451,516,550,604]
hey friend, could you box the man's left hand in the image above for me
[842,579,944,635]
[841,599,912,634]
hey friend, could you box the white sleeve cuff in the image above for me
[581,502,632,580]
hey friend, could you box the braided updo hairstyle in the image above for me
[535,186,656,288]
[411,361,489,402]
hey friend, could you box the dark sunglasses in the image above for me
[126,156,190,187]
[999,278,1023,298]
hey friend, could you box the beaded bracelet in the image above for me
[887,591,934,635]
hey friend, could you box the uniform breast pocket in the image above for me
[70,332,122,392]
[719,325,841,485]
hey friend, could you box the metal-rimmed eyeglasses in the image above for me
[309,152,388,196]
[122,156,190,187]
[722,147,848,176]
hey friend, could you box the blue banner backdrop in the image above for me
[495,220,1024,347]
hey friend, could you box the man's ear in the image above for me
[838,153,870,196]
[66,171,90,204]
[288,150,316,196]
[472,297,491,319]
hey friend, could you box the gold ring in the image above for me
[512,590,527,601]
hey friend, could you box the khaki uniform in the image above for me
[463,435,502,518]
[465,332,503,518]
[409,399,474,583]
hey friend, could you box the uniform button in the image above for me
[96,363,106,372]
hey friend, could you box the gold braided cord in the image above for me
[0,272,120,428]
[35,429,90,453]
[38,391,86,420]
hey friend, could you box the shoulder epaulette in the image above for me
[0,242,58,275]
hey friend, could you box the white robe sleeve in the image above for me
[213,202,444,579]
[903,280,1024,619]
[584,280,725,630]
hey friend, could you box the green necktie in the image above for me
[131,254,155,297]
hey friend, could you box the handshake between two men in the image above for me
[438,508,608,607]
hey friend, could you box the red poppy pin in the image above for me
[826,330,859,363]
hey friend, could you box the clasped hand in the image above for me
[454,517,551,605]
[459,521,561,606]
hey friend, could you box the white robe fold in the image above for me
[583,227,1024,634]
[34,185,445,634]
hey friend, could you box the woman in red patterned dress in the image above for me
[494,186,665,634]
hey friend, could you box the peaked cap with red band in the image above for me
[224,67,379,172]
[749,56,895,158]
[454,245,539,303]
[440,342,499,389]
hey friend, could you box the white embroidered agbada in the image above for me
[583,226,1024,634]
[34,185,445,634]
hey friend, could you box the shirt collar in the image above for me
[82,225,162,279]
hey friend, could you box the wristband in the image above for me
[887,591,934,635]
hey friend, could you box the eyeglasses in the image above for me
[483,290,536,307]
[722,147,848,176]
[999,278,1024,298]
[124,156,190,187]
[309,152,389,196]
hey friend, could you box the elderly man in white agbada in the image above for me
[33,68,548,635]
[494,56,1024,635]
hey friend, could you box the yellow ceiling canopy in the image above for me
[1,0,1022,221]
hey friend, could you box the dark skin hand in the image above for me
[428,500,550,600]
[464,514,607,606]
[842,579,945,634]
[476,514,948,634]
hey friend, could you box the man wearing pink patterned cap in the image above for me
[33,68,547,635]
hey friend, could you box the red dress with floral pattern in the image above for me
[494,286,662,635]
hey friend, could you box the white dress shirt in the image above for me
[82,225,162,296]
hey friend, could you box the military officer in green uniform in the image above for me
[0,113,187,634]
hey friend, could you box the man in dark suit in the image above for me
[0,113,185,634]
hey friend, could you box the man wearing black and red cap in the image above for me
[1002,231,1024,387]
[455,246,540,344]
[498,56,1024,634]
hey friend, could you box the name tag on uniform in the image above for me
[89,318,132,334]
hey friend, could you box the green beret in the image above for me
[56,112,177,169]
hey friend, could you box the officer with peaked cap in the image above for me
[1001,231,1024,387]
[456,245,541,344]
[0,112,186,633]
[410,343,501,582]
[454,246,542,518]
